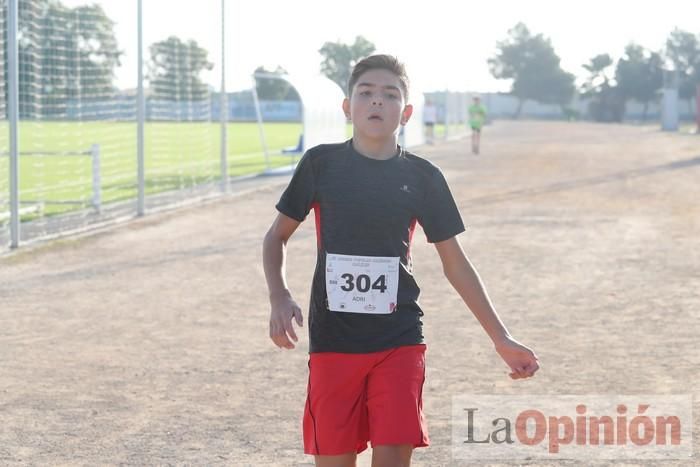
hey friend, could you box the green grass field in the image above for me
[0,121,303,217]
[0,120,459,219]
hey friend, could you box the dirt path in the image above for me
[1,121,698,466]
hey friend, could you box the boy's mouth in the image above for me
[368,114,383,121]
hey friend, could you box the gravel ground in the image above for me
[1,120,698,466]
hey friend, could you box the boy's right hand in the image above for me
[269,291,304,349]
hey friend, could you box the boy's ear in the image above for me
[400,104,413,125]
[342,98,351,120]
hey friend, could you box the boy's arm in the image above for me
[263,212,304,350]
[434,236,539,379]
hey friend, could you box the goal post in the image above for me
[0,144,101,216]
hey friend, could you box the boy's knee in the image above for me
[314,452,357,467]
[371,444,413,467]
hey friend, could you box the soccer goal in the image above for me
[0,144,102,220]
[252,72,346,175]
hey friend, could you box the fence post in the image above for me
[136,0,145,216]
[8,0,20,248]
[219,0,229,192]
[91,144,101,213]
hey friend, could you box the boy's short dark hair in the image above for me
[347,54,410,101]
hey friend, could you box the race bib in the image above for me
[325,253,399,314]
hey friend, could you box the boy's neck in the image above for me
[351,135,400,160]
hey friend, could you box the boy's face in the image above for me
[343,69,412,141]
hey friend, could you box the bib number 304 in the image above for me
[325,253,399,314]
[339,273,387,293]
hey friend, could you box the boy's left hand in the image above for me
[494,337,540,380]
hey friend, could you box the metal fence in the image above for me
[0,0,309,250]
[1,0,480,251]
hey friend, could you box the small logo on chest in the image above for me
[400,184,411,193]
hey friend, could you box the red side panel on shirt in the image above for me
[407,218,417,260]
[312,202,321,250]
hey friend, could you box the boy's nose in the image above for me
[372,99,383,106]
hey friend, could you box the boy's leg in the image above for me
[315,452,357,467]
[304,353,371,458]
[472,128,480,154]
[371,444,413,467]
[366,345,429,453]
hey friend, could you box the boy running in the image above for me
[469,95,487,154]
[263,55,538,467]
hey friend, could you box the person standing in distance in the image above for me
[263,54,539,467]
[423,99,437,144]
[469,95,487,154]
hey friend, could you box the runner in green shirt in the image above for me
[468,96,487,155]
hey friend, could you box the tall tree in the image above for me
[6,0,122,118]
[147,36,213,102]
[665,28,700,113]
[580,54,615,97]
[488,23,575,117]
[253,66,300,101]
[615,43,663,120]
[319,36,375,95]
[580,54,625,122]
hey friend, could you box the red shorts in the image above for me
[303,344,429,456]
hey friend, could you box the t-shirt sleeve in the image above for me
[275,151,316,222]
[418,168,466,243]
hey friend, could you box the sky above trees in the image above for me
[72,0,699,93]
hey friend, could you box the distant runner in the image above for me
[469,95,487,154]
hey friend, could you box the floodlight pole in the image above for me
[219,0,229,191]
[8,0,20,248]
[137,0,145,216]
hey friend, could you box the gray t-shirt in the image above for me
[276,140,465,353]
